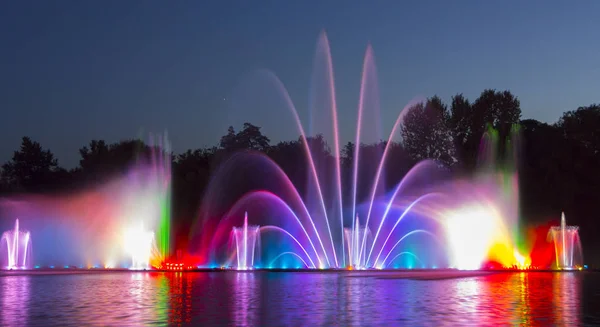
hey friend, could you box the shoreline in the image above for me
[0,267,593,278]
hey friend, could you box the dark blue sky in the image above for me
[1,1,599,167]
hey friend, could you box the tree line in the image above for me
[1,89,599,261]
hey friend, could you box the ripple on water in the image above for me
[0,271,598,326]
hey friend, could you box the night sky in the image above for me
[1,1,599,168]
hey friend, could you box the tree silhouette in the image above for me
[447,93,472,169]
[401,96,456,167]
[219,123,271,152]
[1,136,60,192]
[472,89,521,159]
[77,139,150,183]
[558,104,600,157]
[448,90,521,171]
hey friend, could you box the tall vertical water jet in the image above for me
[344,216,371,269]
[148,133,172,266]
[118,132,172,269]
[232,213,260,270]
[1,219,33,270]
[307,31,342,268]
[548,212,583,270]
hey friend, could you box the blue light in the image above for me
[34,265,40,269]
[49,266,55,269]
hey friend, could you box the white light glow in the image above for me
[445,204,500,270]
[123,222,155,270]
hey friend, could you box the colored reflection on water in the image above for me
[1,275,30,326]
[231,273,259,326]
[0,271,597,326]
[167,272,193,325]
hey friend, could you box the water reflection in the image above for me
[0,271,596,326]
[232,272,260,326]
[166,272,193,325]
[1,275,30,326]
[553,272,581,325]
[450,272,582,326]
[455,277,481,315]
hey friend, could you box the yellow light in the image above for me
[513,250,531,270]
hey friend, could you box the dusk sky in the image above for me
[1,1,599,167]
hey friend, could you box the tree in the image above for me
[219,123,270,152]
[448,90,521,170]
[78,139,150,181]
[219,126,237,151]
[472,89,521,140]
[557,104,600,157]
[171,147,216,250]
[79,140,110,171]
[401,96,456,167]
[554,105,600,244]
[447,94,472,167]
[1,136,61,192]
[519,119,570,219]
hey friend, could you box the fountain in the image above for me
[0,33,560,272]
[197,32,457,270]
[0,132,172,270]
[123,221,160,270]
[231,213,260,270]
[1,219,32,270]
[344,216,371,269]
[192,31,541,271]
[548,213,583,270]
[118,133,172,269]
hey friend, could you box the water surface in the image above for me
[1,271,599,326]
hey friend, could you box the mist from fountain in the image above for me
[1,219,33,270]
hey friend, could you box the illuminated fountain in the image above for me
[198,32,525,271]
[123,222,160,270]
[118,133,172,269]
[548,213,583,270]
[344,216,371,269]
[0,132,172,270]
[198,32,450,270]
[1,219,32,270]
[231,213,260,270]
